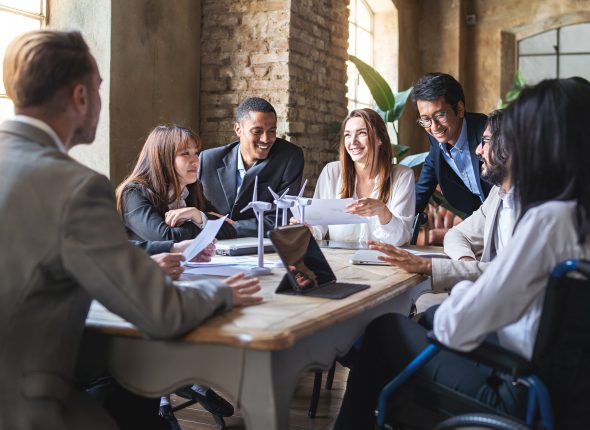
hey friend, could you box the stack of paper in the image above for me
[183,256,283,277]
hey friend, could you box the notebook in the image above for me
[269,225,370,299]
[215,238,275,256]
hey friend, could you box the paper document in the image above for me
[291,198,368,226]
[401,248,448,259]
[351,248,448,265]
[182,216,227,262]
[185,256,283,268]
[183,258,281,277]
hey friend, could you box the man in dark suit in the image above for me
[199,97,304,237]
[413,73,492,217]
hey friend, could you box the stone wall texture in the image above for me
[200,0,349,193]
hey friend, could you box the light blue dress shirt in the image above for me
[438,119,483,202]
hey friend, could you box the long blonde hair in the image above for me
[339,108,393,203]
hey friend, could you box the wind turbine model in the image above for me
[287,179,313,224]
[267,186,293,228]
[240,176,272,275]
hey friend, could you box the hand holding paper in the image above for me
[181,216,227,263]
[291,198,368,226]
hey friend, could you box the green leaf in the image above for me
[349,55,395,111]
[505,89,520,102]
[515,70,525,89]
[399,152,428,167]
[392,144,410,158]
[390,87,413,122]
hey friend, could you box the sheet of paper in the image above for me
[182,216,226,262]
[402,248,448,259]
[291,198,368,226]
[183,260,280,277]
[185,256,283,268]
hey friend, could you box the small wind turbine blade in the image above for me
[253,176,258,201]
[279,188,290,199]
[298,179,308,198]
[240,202,253,213]
[267,186,279,200]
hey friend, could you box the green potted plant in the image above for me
[349,55,428,168]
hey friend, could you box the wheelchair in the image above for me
[374,259,590,430]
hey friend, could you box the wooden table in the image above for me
[81,248,432,429]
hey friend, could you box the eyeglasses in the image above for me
[480,136,492,146]
[416,111,449,128]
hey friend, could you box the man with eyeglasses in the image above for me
[412,73,492,217]
[369,110,515,295]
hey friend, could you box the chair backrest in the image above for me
[532,260,590,429]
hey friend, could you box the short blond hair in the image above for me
[3,30,93,108]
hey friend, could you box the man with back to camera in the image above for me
[198,97,305,237]
[370,110,515,295]
[0,30,262,430]
[413,72,492,217]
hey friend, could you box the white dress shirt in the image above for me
[434,200,590,360]
[438,119,482,201]
[236,145,247,195]
[310,161,415,245]
[493,186,516,255]
[12,115,66,153]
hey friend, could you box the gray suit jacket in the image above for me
[198,138,304,237]
[0,120,232,430]
[431,186,502,292]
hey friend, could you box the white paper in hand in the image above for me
[182,216,227,263]
[292,198,368,226]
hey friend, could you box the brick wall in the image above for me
[200,0,349,193]
[288,0,349,190]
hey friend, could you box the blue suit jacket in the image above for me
[415,112,492,217]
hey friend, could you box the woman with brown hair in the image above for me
[115,125,236,427]
[307,108,415,245]
[115,125,236,242]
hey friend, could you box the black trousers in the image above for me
[333,312,526,430]
[86,376,169,430]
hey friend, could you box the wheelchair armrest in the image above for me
[426,331,532,377]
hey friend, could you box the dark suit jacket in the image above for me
[415,112,492,217]
[121,182,237,242]
[199,138,305,237]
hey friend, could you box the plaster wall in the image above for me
[47,0,111,177]
[109,0,201,185]
[470,0,590,114]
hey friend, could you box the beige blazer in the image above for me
[0,121,232,430]
[431,186,502,292]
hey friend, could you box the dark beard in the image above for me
[481,162,505,186]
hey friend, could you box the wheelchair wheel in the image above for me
[434,413,530,430]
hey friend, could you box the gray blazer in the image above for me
[0,120,232,430]
[431,186,502,292]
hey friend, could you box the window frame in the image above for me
[517,23,590,84]
[347,0,375,111]
[0,1,46,112]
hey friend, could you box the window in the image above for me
[518,22,590,85]
[0,0,46,123]
[347,0,374,111]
